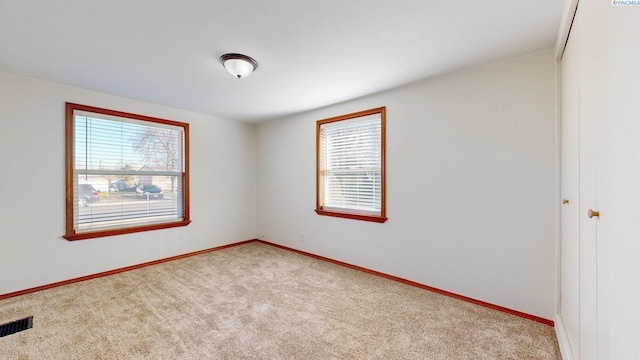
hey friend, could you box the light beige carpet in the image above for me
[0,241,560,359]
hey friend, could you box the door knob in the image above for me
[562,199,569,205]
[588,209,600,218]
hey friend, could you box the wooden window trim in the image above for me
[64,103,190,241]
[315,107,387,223]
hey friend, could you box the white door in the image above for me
[560,15,581,359]
[560,3,601,358]
[576,1,603,358]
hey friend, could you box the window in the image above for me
[316,107,387,223]
[64,103,190,240]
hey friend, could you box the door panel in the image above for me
[560,17,581,359]
[560,3,603,358]
[577,2,604,358]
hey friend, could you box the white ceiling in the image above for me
[0,1,564,123]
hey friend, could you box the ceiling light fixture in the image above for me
[219,53,258,79]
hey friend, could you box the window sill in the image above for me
[63,220,191,241]
[315,209,387,223]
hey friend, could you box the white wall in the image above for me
[257,51,557,320]
[0,72,257,295]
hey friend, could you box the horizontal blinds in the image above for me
[73,112,184,233]
[320,113,382,214]
[75,115,182,175]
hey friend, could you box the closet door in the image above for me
[560,2,602,358]
[560,16,581,359]
[577,1,602,357]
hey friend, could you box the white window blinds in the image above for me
[319,113,382,215]
[71,109,185,234]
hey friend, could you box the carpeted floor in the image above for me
[0,242,560,359]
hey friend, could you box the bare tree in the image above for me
[122,164,138,189]
[131,128,179,191]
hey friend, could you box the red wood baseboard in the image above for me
[1,238,554,327]
[0,239,255,301]
[256,240,554,327]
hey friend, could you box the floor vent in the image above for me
[0,316,33,338]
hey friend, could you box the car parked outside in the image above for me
[136,184,164,199]
[110,179,126,192]
[78,184,99,206]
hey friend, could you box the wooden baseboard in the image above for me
[1,238,555,327]
[256,240,555,327]
[0,239,255,300]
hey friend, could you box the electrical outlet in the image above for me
[299,233,304,242]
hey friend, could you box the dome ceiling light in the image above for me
[219,53,258,79]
